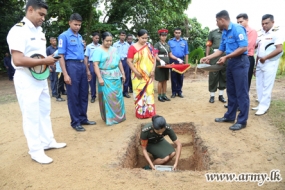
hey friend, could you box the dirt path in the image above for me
[0,69,285,189]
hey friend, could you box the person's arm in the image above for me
[206,32,213,57]
[142,146,155,170]
[58,35,71,85]
[169,52,178,61]
[200,50,224,63]
[127,46,142,79]
[127,58,142,79]
[206,46,211,57]
[260,44,283,63]
[84,56,89,68]
[173,139,182,170]
[94,61,104,85]
[118,61,126,83]
[184,42,189,64]
[184,54,188,65]
[11,50,57,67]
[84,60,91,81]
[217,46,247,64]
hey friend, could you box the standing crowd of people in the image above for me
[5,0,283,169]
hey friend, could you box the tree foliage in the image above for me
[0,0,25,70]
[1,0,209,69]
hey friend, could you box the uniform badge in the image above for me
[41,38,46,41]
[206,41,212,47]
[58,39,63,47]
[30,38,35,41]
[141,140,148,147]
[16,22,25,27]
[239,34,244,40]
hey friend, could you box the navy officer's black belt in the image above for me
[66,59,84,62]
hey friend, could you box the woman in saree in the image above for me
[92,32,126,125]
[127,29,156,119]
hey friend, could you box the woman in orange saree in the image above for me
[127,29,156,119]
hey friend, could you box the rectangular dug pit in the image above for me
[120,122,210,171]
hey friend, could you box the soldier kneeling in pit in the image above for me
[140,115,182,170]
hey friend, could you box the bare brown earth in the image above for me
[0,68,285,190]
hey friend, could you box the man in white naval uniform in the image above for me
[6,0,66,164]
[253,14,283,116]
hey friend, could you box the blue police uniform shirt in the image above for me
[219,22,248,55]
[57,28,84,60]
[46,45,57,56]
[113,41,130,59]
[84,42,101,61]
[168,38,189,58]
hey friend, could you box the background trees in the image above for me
[1,0,209,70]
[0,0,25,70]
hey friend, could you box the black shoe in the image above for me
[56,97,65,102]
[171,94,176,98]
[219,95,227,103]
[91,98,95,103]
[177,93,184,98]
[224,104,228,108]
[209,96,214,103]
[129,90,133,93]
[123,93,131,98]
[62,91,67,95]
[73,125,85,132]
[81,121,96,125]
[162,96,171,101]
[229,123,246,131]
[158,97,165,102]
[52,94,57,97]
[215,117,235,123]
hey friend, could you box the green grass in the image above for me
[268,100,285,134]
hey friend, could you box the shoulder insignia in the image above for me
[272,28,279,32]
[16,22,25,27]
[166,125,172,130]
[142,126,152,132]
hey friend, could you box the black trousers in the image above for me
[56,72,65,98]
[248,56,255,91]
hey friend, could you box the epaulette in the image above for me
[272,26,279,32]
[16,22,25,27]
[165,125,172,130]
[142,125,152,132]
[257,29,263,37]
